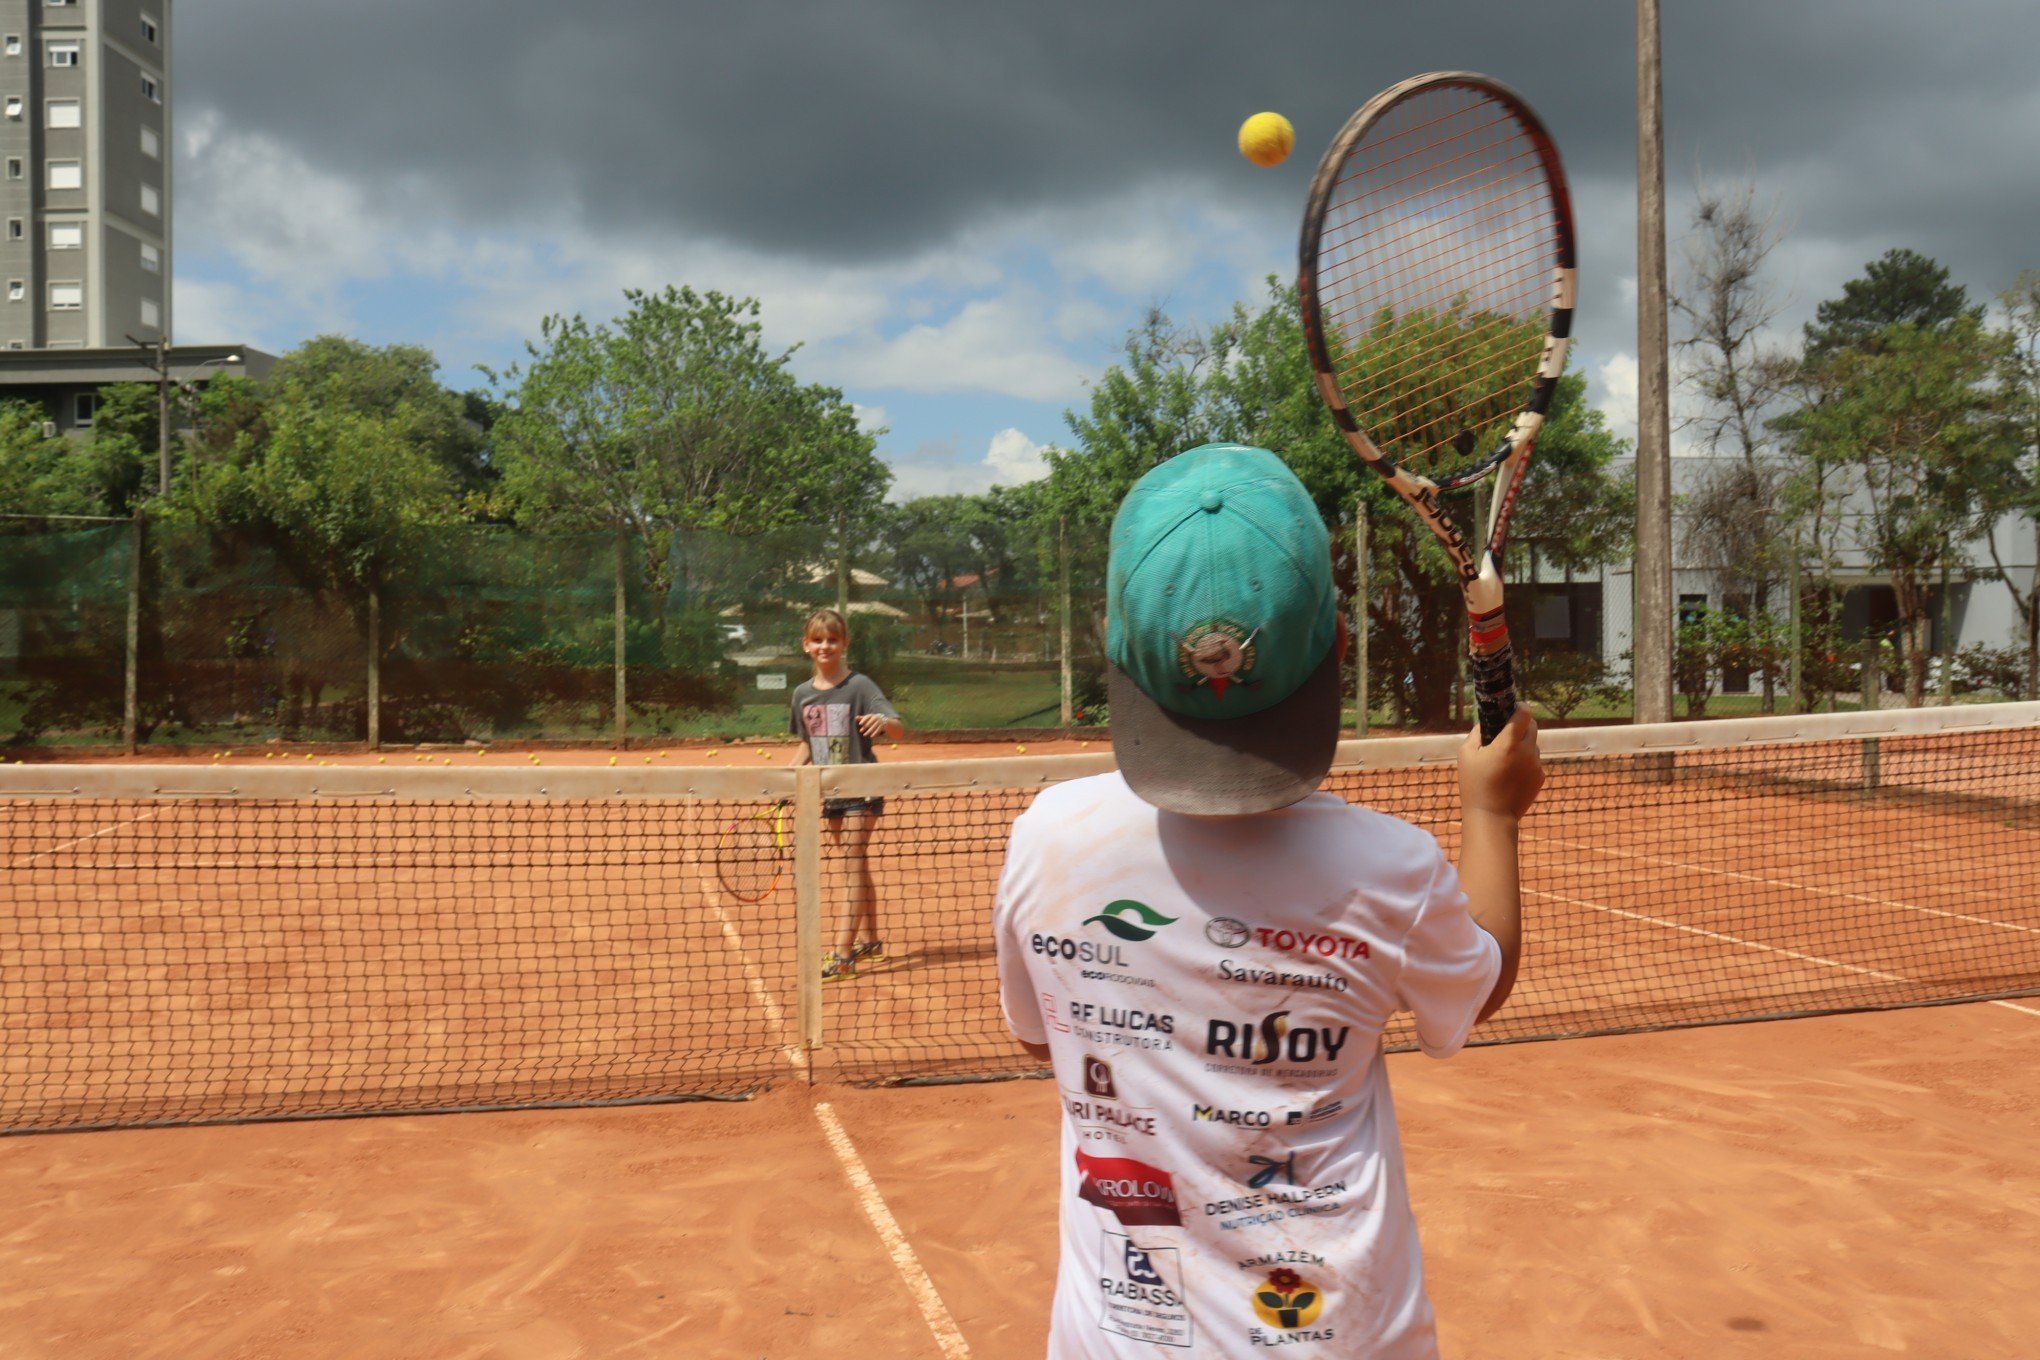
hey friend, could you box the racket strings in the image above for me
[1310,88,1562,477]
[1320,169,1553,305]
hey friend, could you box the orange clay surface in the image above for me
[2,1001,2036,1359]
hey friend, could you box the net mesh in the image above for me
[3,707,2035,1132]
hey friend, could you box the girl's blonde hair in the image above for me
[803,607,850,641]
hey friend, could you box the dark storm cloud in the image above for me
[180,1,2038,293]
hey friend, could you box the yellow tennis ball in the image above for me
[1238,111,1294,168]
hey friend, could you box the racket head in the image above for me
[1299,71,1576,566]
[714,801,787,904]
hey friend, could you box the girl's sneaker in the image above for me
[850,940,887,965]
[822,953,856,982]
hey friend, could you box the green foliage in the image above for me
[486,285,890,591]
[0,399,131,517]
[1516,649,1623,721]
[1673,606,1788,720]
[1781,311,2017,703]
[1803,248,1981,359]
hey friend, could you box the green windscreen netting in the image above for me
[0,518,1105,746]
[0,520,132,745]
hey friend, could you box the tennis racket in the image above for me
[714,798,789,903]
[1298,71,1576,744]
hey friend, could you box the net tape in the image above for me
[3,703,2036,1133]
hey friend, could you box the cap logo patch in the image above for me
[1176,620,1260,700]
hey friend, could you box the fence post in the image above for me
[614,523,628,748]
[1354,498,1369,737]
[1058,516,1073,727]
[366,581,380,750]
[1859,637,1879,711]
[794,764,824,1057]
[123,511,141,753]
[1786,545,1803,714]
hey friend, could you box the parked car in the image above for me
[719,623,751,648]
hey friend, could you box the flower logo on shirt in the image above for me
[1084,899,1179,942]
[1252,1268,1325,1330]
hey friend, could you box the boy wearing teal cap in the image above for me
[993,443,1542,1358]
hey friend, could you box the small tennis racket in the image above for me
[1298,72,1576,743]
[714,798,789,904]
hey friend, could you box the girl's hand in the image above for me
[857,713,891,738]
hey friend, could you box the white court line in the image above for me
[815,1100,973,1360]
[11,806,164,867]
[1530,832,2040,937]
[701,862,972,1358]
[1528,886,2040,1020]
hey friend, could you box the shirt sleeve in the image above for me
[860,675,900,720]
[993,808,1048,1045]
[1394,850,1502,1059]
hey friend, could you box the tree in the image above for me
[1040,279,1633,727]
[488,286,890,590]
[0,398,142,517]
[1803,247,1982,359]
[1782,314,2015,705]
[1982,270,2040,696]
[1670,181,1799,709]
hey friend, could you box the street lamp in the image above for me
[126,335,241,496]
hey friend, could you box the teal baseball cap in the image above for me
[1107,443,1341,814]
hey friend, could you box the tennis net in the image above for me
[3,702,2036,1133]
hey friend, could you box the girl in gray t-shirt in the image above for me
[788,608,903,980]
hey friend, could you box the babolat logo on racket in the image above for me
[1075,1151,1181,1227]
[1085,899,1178,942]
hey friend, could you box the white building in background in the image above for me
[1517,455,2039,693]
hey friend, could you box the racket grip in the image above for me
[1468,610,1517,746]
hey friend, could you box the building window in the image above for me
[141,297,160,328]
[47,160,82,191]
[47,1,78,8]
[73,393,96,426]
[140,126,160,159]
[141,75,161,104]
[48,221,82,250]
[47,98,81,128]
[5,98,21,120]
[4,37,19,57]
[140,183,159,216]
[141,242,160,273]
[141,14,158,44]
[6,281,21,302]
[46,40,79,67]
[5,159,18,180]
[49,281,82,310]
[6,219,20,240]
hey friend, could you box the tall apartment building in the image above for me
[0,0,169,351]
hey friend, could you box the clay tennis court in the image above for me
[2,707,2036,1356]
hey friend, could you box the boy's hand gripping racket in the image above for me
[1298,72,1576,743]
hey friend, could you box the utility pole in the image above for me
[127,332,172,495]
[1633,0,1675,724]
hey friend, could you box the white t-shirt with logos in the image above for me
[993,771,1500,1360]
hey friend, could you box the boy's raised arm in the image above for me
[1455,708,1543,1022]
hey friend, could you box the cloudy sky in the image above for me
[170,1,2040,500]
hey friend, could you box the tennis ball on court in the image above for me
[1238,112,1294,168]
[608,756,617,766]
[377,756,386,764]
[1016,744,1027,753]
